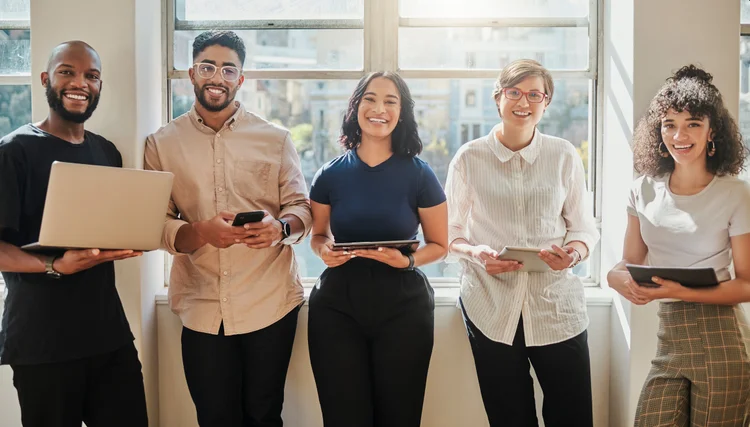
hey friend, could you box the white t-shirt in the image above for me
[628,174,750,283]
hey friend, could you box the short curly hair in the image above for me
[633,64,747,177]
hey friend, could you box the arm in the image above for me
[277,133,312,243]
[310,201,351,267]
[606,214,650,304]
[446,155,522,273]
[0,234,140,276]
[412,202,449,267]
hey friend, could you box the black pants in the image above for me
[308,258,435,427]
[11,342,148,427]
[181,305,300,427]
[461,300,593,427]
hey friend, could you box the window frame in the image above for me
[164,0,602,286]
[0,18,31,288]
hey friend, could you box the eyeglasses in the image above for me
[501,88,548,104]
[192,63,241,82]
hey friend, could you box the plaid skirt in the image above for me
[634,302,750,427]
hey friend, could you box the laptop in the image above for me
[22,161,174,252]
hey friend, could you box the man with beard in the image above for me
[0,41,148,426]
[144,30,311,427]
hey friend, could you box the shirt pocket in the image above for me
[233,160,272,201]
[528,186,564,237]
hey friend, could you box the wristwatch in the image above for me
[404,253,415,270]
[42,254,62,278]
[569,249,583,268]
[278,218,291,243]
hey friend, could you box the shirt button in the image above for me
[216,159,222,164]
[223,271,228,276]
[216,133,221,138]
[217,187,224,192]
[222,297,228,302]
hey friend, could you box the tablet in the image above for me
[332,240,420,252]
[497,246,552,273]
[625,264,719,288]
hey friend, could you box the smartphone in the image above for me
[232,211,265,227]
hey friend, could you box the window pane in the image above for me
[174,30,363,70]
[741,36,750,146]
[0,0,29,20]
[0,85,31,136]
[399,27,588,70]
[400,0,588,18]
[171,77,591,279]
[180,0,363,20]
[743,0,750,24]
[0,30,30,75]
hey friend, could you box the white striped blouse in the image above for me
[445,125,599,346]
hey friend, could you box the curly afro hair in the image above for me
[633,64,747,177]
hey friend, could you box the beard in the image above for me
[45,83,100,124]
[194,83,238,112]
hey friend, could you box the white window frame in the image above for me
[164,0,602,286]
[0,19,31,289]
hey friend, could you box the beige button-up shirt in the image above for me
[144,102,312,335]
[446,127,599,346]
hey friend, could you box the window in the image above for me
[0,1,31,288]
[166,0,599,283]
[740,2,750,155]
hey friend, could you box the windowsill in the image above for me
[153,282,614,307]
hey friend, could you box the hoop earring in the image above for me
[707,140,716,157]
[658,142,670,158]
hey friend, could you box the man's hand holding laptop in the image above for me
[50,248,143,276]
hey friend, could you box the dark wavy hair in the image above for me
[339,71,422,157]
[633,64,747,177]
[192,30,246,66]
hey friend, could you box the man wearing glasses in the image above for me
[144,30,311,427]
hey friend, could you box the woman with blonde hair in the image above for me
[445,59,598,426]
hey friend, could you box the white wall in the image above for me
[601,0,741,426]
[156,299,612,427]
[26,0,165,424]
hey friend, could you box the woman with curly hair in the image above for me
[307,71,448,427]
[607,65,750,426]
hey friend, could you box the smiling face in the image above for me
[496,76,548,131]
[42,43,102,124]
[660,108,714,167]
[356,77,402,141]
[189,45,244,112]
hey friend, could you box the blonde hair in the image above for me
[492,59,554,105]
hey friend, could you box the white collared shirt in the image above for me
[445,125,599,346]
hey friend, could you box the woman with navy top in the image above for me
[308,71,448,427]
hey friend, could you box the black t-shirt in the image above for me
[0,124,134,365]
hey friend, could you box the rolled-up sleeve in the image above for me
[278,132,312,243]
[445,155,472,248]
[144,134,188,255]
[562,152,599,258]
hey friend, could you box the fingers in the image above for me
[219,211,236,222]
[485,259,523,274]
[550,244,570,258]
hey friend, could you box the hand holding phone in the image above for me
[232,211,266,227]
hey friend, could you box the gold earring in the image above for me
[658,142,670,158]
[707,140,716,157]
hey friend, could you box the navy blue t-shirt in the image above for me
[310,150,446,243]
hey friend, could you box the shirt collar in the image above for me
[486,124,542,165]
[188,101,245,133]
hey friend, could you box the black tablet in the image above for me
[332,240,420,252]
[625,264,719,288]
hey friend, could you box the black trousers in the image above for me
[181,305,300,427]
[460,300,593,427]
[308,258,435,427]
[11,342,148,427]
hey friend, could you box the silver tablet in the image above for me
[497,246,552,273]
